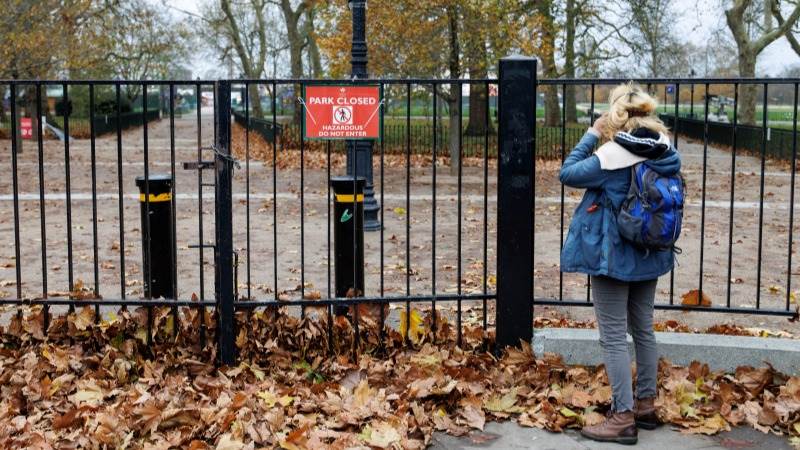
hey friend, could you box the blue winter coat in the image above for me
[559,131,682,282]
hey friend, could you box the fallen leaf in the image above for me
[484,388,523,414]
[303,290,321,300]
[52,408,80,430]
[681,289,712,307]
[460,406,485,430]
[361,421,401,447]
[559,406,579,418]
[569,390,593,409]
[215,433,245,450]
[682,414,730,435]
[399,308,424,343]
[69,382,105,406]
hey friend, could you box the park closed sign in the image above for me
[302,85,381,140]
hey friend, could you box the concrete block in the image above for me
[533,328,800,374]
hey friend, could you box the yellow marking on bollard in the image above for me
[138,193,172,203]
[334,194,364,203]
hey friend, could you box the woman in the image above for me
[559,82,681,445]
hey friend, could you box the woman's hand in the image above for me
[591,113,608,136]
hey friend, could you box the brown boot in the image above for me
[634,397,660,430]
[580,410,638,445]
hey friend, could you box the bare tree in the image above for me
[195,0,295,117]
[271,0,314,78]
[611,0,680,77]
[270,0,316,124]
[103,0,191,104]
[725,0,800,124]
[216,0,270,117]
[562,0,627,122]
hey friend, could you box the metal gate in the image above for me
[2,57,799,366]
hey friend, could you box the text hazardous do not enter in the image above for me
[303,85,381,140]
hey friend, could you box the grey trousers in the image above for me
[590,275,659,413]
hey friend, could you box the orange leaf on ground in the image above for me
[681,289,712,307]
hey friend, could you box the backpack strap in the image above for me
[629,162,650,205]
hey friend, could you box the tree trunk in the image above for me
[13,93,22,154]
[446,4,461,176]
[220,0,267,119]
[26,85,39,145]
[738,51,757,125]
[649,45,659,78]
[538,1,560,127]
[564,0,578,123]
[464,38,491,136]
[247,83,263,119]
[278,0,306,126]
[465,42,491,136]
[448,91,461,175]
[289,39,304,126]
[465,81,491,135]
[544,86,560,127]
[306,9,323,78]
[0,85,6,124]
[463,5,490,136]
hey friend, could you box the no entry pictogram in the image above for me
[302,85,382,140]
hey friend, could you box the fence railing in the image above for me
[48,109,162,138]
[233,107,584,160]
[1,71,799,366]
[660,113,799,160]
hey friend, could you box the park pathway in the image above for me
[431,421,794,449]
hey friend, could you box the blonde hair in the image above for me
[603,82,669,141]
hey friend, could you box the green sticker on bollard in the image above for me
[340,209,353,223]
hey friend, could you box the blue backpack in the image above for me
[616,162,685,250]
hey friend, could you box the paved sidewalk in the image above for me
[431,421,793,449]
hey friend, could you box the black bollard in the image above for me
[330,176,365,316]
[135,174,176,299]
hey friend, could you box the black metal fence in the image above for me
[660,113,799,160]
[94,109,162,136]
[48,109,163,138]
[1,66,799,365]
[234,103,584,159]
[273,122,583,159]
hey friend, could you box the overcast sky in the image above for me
[163,0,800,78]
[673,0,799,75]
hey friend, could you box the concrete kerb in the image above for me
[532,328,800,374]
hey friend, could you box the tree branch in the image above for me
[752,0,800,53]
[770,0,800,55]
[220,0,254,75]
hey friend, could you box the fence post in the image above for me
[214,80,236,365]
[496,56,536,351]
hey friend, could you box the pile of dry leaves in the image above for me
[1,304,799,449]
